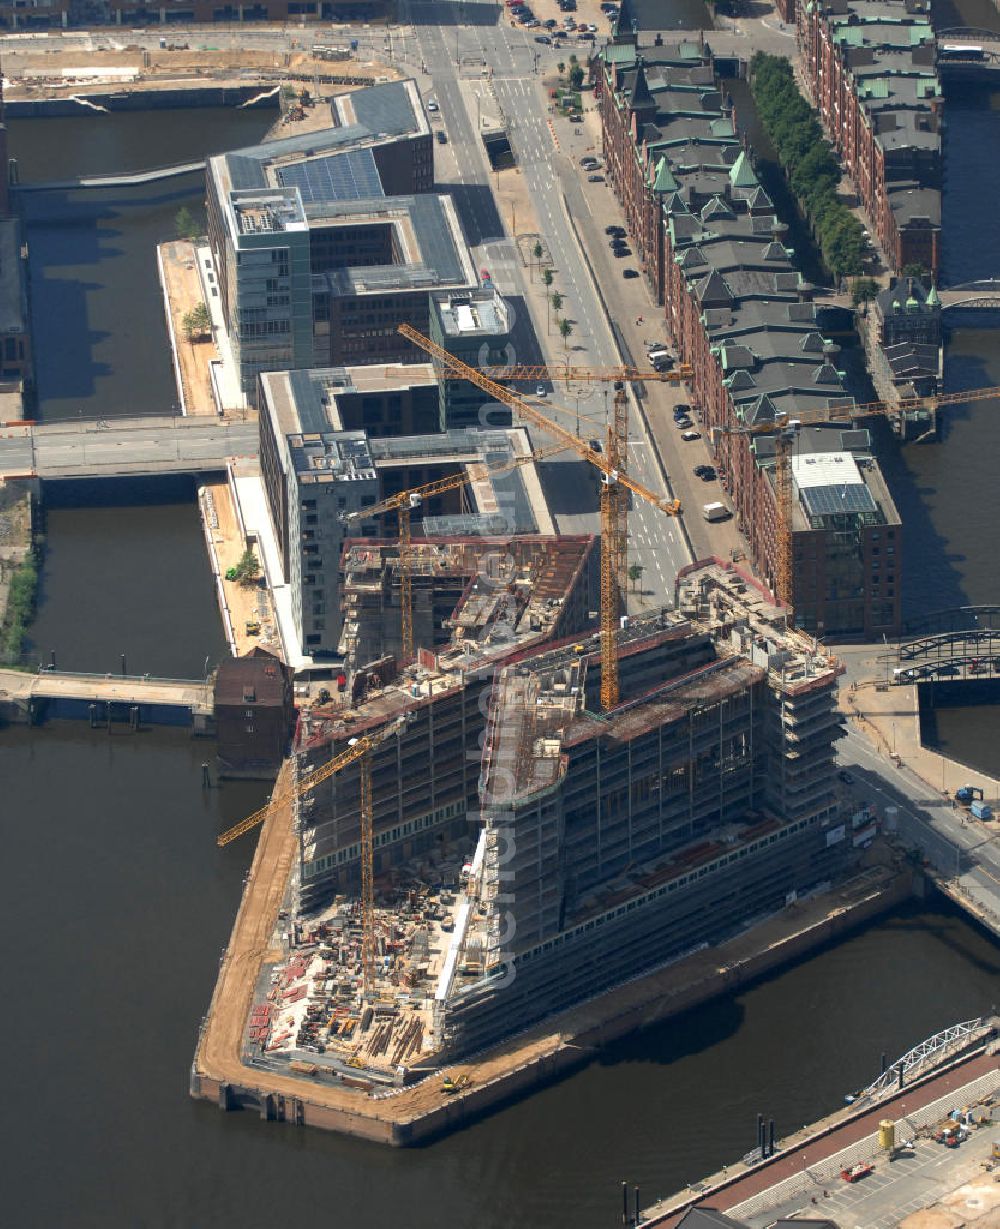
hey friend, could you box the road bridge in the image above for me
[890,624,1000,684]
[12,159,206,193]
[0,667,214,729]
[0,414,258,480]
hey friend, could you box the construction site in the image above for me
[194,554,879,1117]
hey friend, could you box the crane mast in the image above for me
[397,323,683,711]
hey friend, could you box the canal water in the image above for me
[1,87,998,1229]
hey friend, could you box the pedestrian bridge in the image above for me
[0,414,258,480]
[12,159,206,193]
[0,667,214,729]
[891,606,1000,683]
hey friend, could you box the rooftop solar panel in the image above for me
[799,483,877,519]
[278,148,384,205]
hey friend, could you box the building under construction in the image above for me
[246,558,860,1078]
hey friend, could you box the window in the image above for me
[244,709,255,719]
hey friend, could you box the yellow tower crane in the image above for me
[340,444,566,662]
[397,322,683,711]
[725,383,1000,607]
[467,363,693,383]
[218,716,407,998]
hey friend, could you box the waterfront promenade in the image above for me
[834,643,1000,940]
[643,1048,1000,1226]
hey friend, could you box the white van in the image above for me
[702,501,731,523]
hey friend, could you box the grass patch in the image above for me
[0,551,39,666]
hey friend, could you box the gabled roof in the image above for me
[813,360,842,384]
[652,157,679,193]
[632,62,653,108]
[719,342,755,370]
[726,369,758,391]
[747,185,773,210]
[744,392,780,426]
[728,149,758,189]
[701,196,735,222]
[678,245,708,269]
[696,269,733,305]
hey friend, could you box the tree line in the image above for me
[750,53,867,281]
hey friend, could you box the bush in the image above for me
[750,53,866,280]
[0,553,39,665]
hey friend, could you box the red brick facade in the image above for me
[797,0,941,278]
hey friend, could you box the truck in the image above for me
[702,501,731,523]
[954,785,992,817]
[955,785,984,805]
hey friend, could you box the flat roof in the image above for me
[0,220,27,336]
[431,289,511,337]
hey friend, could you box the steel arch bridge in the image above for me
[942,280,1000,311]
[853,1017,996,1107]
[891,607,1000,683]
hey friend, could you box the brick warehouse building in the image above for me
[798,0,941,278]
[597,32,902,637]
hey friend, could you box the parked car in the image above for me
[605,224,624,236]
[674,416,693,429]
[436,130,448,144]
[838,770,855,784]
[588,438,602,452]
[535,34,552,43]
[623,268,640,278]
[427,99,439,112]
[693,464,711,477]
[535,384,546,398]
[587,173,604,182]
[578,30,595,39]
[612,246,631,258]
[680,430,701,441]
[569,112,584,121]
[544,16,557,25]
[673,403,691,417]
[698,467,716,482]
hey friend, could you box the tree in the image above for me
[627,562,644,593]
[851,276,879,307]
[532,240,543,282]
[902,262,928,280]
[551,290,563,314]
[557,61,566,77]
[569,64,585,90]
[542,267,554,289]
[233,547,260,588]
[174,206,199,242]
[182,302,212,344]
[558,317,573,355]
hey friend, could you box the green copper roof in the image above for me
[603,43,638,65]
[926,284,940,306]
[652,156,679,193]
[728,149,758,190]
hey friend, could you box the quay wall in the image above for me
[5,85,278,117]
[191,864,914,1147]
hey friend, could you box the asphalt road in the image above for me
[838,724,1000,929]
[0,417,258,478]
[403,0,689,604]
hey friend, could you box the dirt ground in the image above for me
[159,240,220,418]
